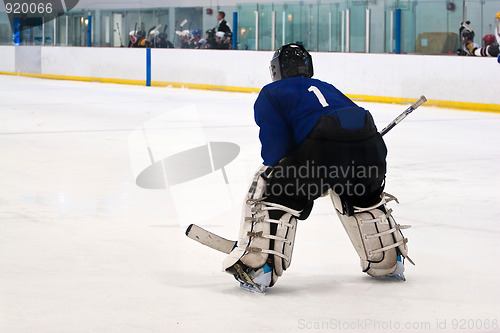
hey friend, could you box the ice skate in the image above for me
[234,262,272,293]
[385,255,406,281]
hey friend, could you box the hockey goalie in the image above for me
[222,43,414,293]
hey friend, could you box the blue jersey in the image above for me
[254,76,359,165]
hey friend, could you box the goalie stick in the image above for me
[186,95,428,253]
[379,95,427,136]
[185,224,236,254]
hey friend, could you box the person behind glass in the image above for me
[204,29,217,48]
[148,30,158,48]
[128,30,136,47]
[155,32,174,48]
[214,31,229,49]
[177,30,191,49]
[216,11,231,35]
[222,43,413,293]
[131,30,149,48]
[189,29,202,48]
[458,16,499,57]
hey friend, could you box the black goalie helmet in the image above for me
[269,43,314,82]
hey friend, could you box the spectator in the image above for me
[156,32,174,48]
[205,28,216,49]
[216,11,231,35]
[131,30,150,48]
[458,21,499,57]
[214,31,229,49]
[189,29,202,48]
[176,30,191,48]
[148,29,159,48]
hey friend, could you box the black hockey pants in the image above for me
[264,106,388,218]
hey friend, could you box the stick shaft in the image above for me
[380,95,427,136]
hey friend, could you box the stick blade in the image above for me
[186,224,236,254]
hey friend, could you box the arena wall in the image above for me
[1,46,499,111]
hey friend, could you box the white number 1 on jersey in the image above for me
[308,86,329,107]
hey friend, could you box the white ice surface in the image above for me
[1,75,500,333]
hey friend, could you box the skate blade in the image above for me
[239,282,267,294]
[386,260,406,281]
[388,272,406,281]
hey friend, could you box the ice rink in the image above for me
[1,75,499,333]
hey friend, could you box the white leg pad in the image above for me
[223,165,301,286]
[272,212,298,276]
[330,191,413,277]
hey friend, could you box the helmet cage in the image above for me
[269,43,313,82]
